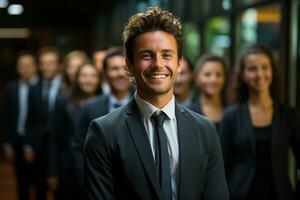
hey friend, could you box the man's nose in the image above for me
[152,55,163,69]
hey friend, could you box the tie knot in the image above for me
[113,103,122,109]
[152,111,166,127]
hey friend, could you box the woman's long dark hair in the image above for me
[236,44,283,104]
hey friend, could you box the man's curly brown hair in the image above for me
[123,7,183,62]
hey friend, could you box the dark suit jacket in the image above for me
[48,91,72,177]
[83,98,228,200]
[71,95,110,175]
[25,78,62,176]
[3,80,20,146]
[220,102,300,200]
[189,101,222,133]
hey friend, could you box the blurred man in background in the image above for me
[3,51,39,200]
[71,48,132,182]
[25,46,63,200]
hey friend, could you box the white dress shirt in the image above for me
[43,75,62,112]
[17,76,39,136]
[108,93,130,113]
[135,94,179,200]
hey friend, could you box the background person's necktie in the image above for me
[152,111,172,200]
[113,102,122,109]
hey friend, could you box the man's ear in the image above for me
[178,57,183,73]
[125,56,133,74]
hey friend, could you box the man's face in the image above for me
[17,55,37,81]
[105,55,130,93]
[39,52,60,80]
[126,31,182,99]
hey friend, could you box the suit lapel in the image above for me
[14,82,20,114]
[270,103,287,192]
[239,102,256,158]
[125,99,162,199]
[103,96,110,114]
[271,103,281,160]
[176,105,190,200]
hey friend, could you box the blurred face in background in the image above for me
[196,61,225,97]
[174,58,193,97]
[66,56,87,83]
[93,51,106,73]
[242,53,272,94]
[105,55,130,94]
[78,64,100,95]
[39,52,60,81]
[17,55,38,81]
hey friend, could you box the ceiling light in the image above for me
[7,4,24,15]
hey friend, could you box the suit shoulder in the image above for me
[182,106,212,125]
[83,95,108,109]
[223,104,240,119]
[93,105,126,127]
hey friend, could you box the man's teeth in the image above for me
[150,74,167,79]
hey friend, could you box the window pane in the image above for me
[204,16,231,58]
[236,3,281,60]
[189,0,231,18]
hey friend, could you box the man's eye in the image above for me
[204,72,211,77]
[163,54,172,59]
[246,66,256,71]
[141,54,151,59]
[262,64,270,70]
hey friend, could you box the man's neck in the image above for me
[137,90,173,109]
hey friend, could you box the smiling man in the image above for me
[83,7,228,200]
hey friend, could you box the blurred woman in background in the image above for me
[50,63,101,200]
[61,50,90,91]
[220,44,300,200]
[190,54,227,132]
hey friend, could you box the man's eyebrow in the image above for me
[138,49,175,54]
[138,50,152,54]
[161,49,175,53]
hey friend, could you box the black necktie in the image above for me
[152,112,172,200]
[43,82,50,111]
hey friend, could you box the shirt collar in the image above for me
[43,74,62,86]
[135,93,176,120]
[29,75,39,85]
[19,75,39,86]
[109,93,130,106]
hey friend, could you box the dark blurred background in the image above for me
[0,0,299,105]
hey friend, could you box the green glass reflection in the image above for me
[204,16,231,57]
[183,23,200,63]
